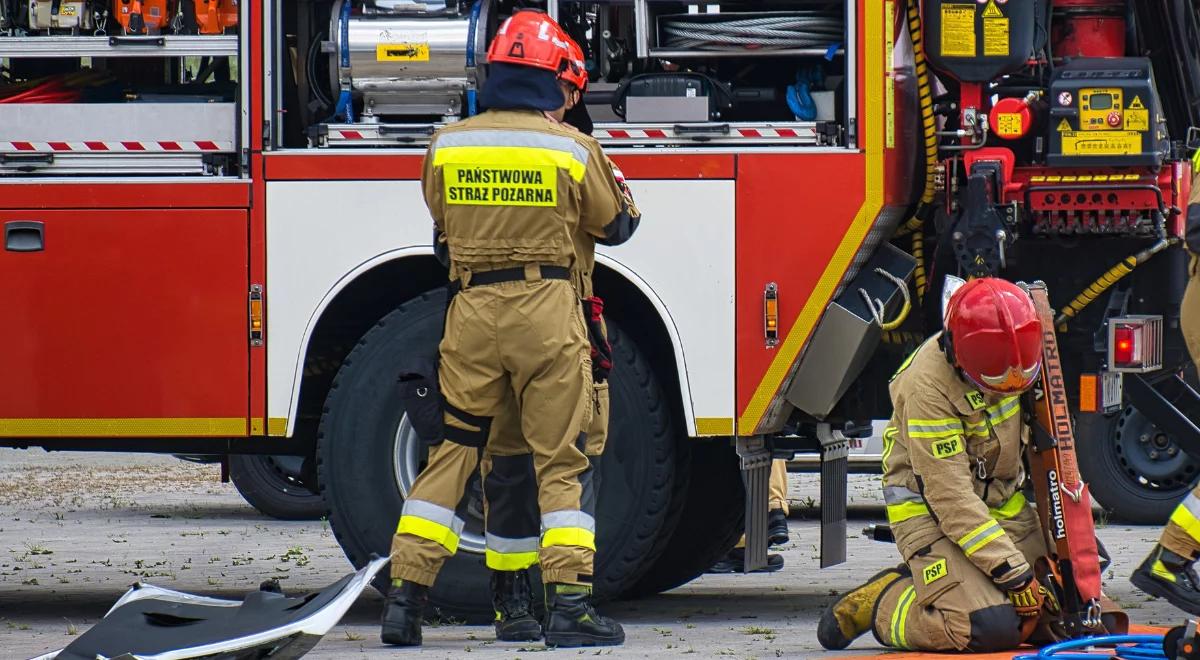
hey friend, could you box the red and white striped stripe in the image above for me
[594,127,816,140]
[0,141,233,153]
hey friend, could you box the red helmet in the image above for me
[487,10,573,75]
[560,38,588,93]
[944,278,1043,394]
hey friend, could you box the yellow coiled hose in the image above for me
[1054,237,1178,330]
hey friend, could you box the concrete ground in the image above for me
[0,448,1185,659]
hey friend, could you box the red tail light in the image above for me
[1107,316,1162,373]
[1113,326,1135,366]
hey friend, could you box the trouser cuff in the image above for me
[542,569,592,586]
[391,564,440,587]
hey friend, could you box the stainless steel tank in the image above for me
[330,0,490,119]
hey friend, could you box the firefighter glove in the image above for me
[1006,575,1058,618]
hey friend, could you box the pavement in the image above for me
[0,448,1187,659]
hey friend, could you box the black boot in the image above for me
[491,570,542,642]
[381,580,428,646]
[1131,544,1200,615]
[543,583,624,648]
[768,509,790,547]
[706,547,784,573]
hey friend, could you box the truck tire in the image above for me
[228,454,326,521]
[624,440,745,597]
[316,289,680,621]
[1078,406,1200,524]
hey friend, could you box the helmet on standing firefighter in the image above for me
[482,10,583,111]
[941,278,1043,395]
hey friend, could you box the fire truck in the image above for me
[3,0,1200,620]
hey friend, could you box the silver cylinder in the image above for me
[331,0,489,119]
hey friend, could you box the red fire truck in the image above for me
[3,0,1200,619]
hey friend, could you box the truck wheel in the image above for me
[228,454,326,521]
[624,440,745,597]
[316,289,680,621]
[1078,406,1199,524]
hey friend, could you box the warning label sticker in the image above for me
[444,164,558,207]
[1129,95,1145,109]
[1125,108,1149,132]
[982,0,1003,18]
[940,4,976,57]
[983,16,1009,56]
[1060,131,1142,157]
[377,43,430,62]
[1057,118,1072,132]
[995,113,1023,137]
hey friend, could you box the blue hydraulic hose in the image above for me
[465,0,482,116]
[1012,634,1166,660]
[331,0,354,123]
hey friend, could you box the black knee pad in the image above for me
[966,604,1022,652]
[444,401,492,448]
[484,454,538,537]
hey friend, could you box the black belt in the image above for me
[452,265,570,292]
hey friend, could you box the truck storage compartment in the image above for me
[286,0,851,149]
[0,207,249,435]
[0,3,244,177]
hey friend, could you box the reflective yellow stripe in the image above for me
[891,585,916,649]
[990,492,1026,520]
[485,549,540,571]
[882,426,897,472]
[958,520,1006,557]
[433,145,587,182]
[887,501,931,524]
[907,418,963,438]
[987,396,1021,425]
[542,527,597,551]
[397,515,461,554]
[1170,501,1200,544]
[1192,149,1200,174]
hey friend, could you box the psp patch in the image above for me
[444,164,557,207]
[922,558,948,585]
[965,391,986,411]
[931,436,963,459]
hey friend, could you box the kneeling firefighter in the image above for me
[481,37,642,644]
[819,278,1058,652]
[381,10,638,649]
[1131,172,1200,614]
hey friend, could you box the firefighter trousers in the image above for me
[734,460,789,548]
[390,279,595,587]
[873,505,1047,652]
[1161,266,1200,559]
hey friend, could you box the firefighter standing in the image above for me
[481,37,641,643]
[819,278,1056,652]
[1131,173,1200,614]
[381,10,637,648]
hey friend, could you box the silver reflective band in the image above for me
[433,129,590,168]
[485,533,540,554]
[959,521,1002,554]
[986,396,1020,423]
[1182,492,1200,521]
[541,510,596,533]
[907,421,963,434]
[401,499,466,537]
[883,485,924,505]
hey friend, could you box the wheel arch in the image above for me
[283,252,696,438]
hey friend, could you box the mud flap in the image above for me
[33,555,390,660]
[736,435,771,573]
[818,423,848,567]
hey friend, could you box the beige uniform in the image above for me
[480,152,638,572]
[389,109,635,587]
[873,335,1048,652]
[1158,180,1200,559]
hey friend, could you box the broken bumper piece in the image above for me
[31,555,389,660]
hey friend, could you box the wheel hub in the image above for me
[1114,406,1198,488]
[393,415,487,554]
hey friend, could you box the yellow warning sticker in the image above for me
[982,0,1003,18]
[1129,95,1145,110]
[377,43,430,62]
[996,113,1023,137]
[923,558,948,585]
[940,4,976,57]
[444,164,558,207]
[1125,109,1149,132]
[59,4,76,15]
[983,17,1010,56]
[1057,118,1073,132]
[1060,131,1142,156]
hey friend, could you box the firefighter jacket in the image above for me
[571,154,640,298]
[423,109,638,285]
[884,334,1031,589]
